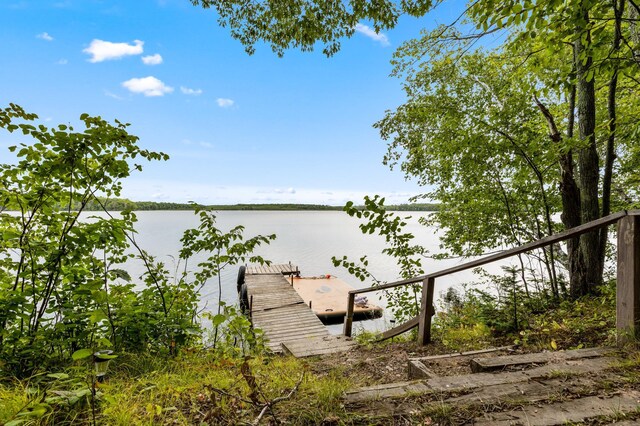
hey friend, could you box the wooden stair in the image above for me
[344,347,640,425]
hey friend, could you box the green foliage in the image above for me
[1,354,351,425]
[438,269,539,336]
[380,41,564,258]
[0,105,274,379]
[434,274,617,351]
[191,0,432,56]
[514,280,617,350]
[0,104,169,377]
[203,302,267,358]
[180,205,275,349]
[103,253,202,355]
[333,195,425,321]
[0,366,99,426]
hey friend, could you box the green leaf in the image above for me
[46,373,69,380]
[95,353,117,360]
[89,310,107,323]
[212,313,226,326]
[71,348,93,361]
[2,229,21,241]
[97,337,113,348]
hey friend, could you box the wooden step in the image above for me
[470,347,613,372]
[474,391,640,425]
[345,356,613,403]
[281,336,356,358]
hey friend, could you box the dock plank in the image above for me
[246,264,299,275]
[244,267,354,357]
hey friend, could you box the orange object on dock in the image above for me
[292,276,383,324]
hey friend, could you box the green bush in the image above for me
[0,105,273,378]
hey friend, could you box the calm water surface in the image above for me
[120,211,506,334]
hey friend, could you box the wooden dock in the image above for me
[246,263,299,275]
[244,264,355,357]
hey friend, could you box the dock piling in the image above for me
[344,293,355,337]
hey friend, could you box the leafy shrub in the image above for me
[433,274,617,351]
[0,105,273,378]
[203,302,267,358]
[0,105,169,376]
[333,195,426,322]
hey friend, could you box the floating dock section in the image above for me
[292,276,383,324]
[244,264,355,357]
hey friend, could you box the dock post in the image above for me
[417,277,435,345]
[344,293,355,337]
[617,214,640,345]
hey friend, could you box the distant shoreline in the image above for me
[77,199,440,212]
[2,198,439,212]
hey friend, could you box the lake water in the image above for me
[120,210,508,334]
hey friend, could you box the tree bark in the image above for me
[599,0,624,277]
[573,11,602,297]
[533,92,581,297]
[562,85,584,299]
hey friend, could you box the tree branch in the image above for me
[252,372,304,426]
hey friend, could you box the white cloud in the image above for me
[37,32,53,41]
[83,39,144,63]
[181,86,203,96]
[216,98,234,108]
[121,76,173,97]
[354,23,390,46]
[199,142,213,148]
[104,90,124,100]
[56,58,68,65]
[268,188,296,194]
[142,53,163,65]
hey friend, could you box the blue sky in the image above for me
[0,0,465,205]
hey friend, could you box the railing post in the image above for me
[417,277,435,345]
[344,293,355,337]
[617,214,640,345]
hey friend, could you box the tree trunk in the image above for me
[599,0,624,277]
[573,11,602,297]
[561,84,583,299]
[533,89,581,298]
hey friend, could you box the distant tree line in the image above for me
[72,198,440,212]
[76,198,197,211]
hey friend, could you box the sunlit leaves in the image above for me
[191,0,433,56]
[334,195,426,321]
[71,349,93,361]
[0,106,168,376]
[379,41,568,257]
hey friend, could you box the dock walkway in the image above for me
[245,264,355,357]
